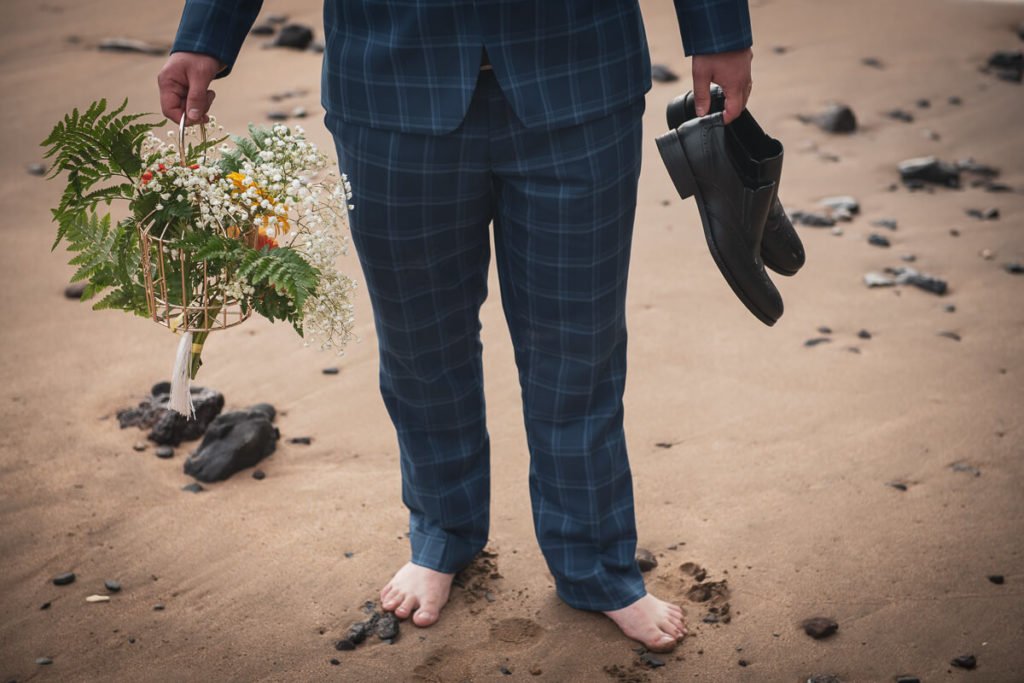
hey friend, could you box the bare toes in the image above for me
[382,590,403,611]
[395,594,418,619]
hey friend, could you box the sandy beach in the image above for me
[1,0,1022,680]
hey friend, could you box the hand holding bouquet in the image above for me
[43,100,356,416]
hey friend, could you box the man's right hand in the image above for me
[157,52,223,124]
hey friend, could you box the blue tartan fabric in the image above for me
[171,0,752,134]
[329,69,647,610]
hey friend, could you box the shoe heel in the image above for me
[656,129,697,199]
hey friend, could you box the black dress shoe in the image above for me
[656,111,784,326]
[667,87,805,277]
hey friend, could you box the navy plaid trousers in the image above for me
[330,69,647,611]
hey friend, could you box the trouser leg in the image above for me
[490,91,648,611]
[330,100,494,573]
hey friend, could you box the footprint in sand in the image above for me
[412,646,471,683]
[489,617,545,647]
[652,560,733,626]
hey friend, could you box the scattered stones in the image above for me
[988,574,1005,585]
[950,461,980,476]
[635,548,658,572]
[64,282,86,299]
[640,653,665,668]
[155,445,174,459]
[889,267,948,295]
[857,329,872,339]
[801,617,838,639]
[804,338,831,347]
[937,331,961,342]
[872,218,898,230]
[965,207,999,220]
[819,195,859,215]
[118,384,225,446]
[36,657,53,665]
[650,64,678,83]
[376,612,399,640]
[85,594,110,603]
[789,210,836,227]
[1004,263,1024,275]
[861,57,884,69]
[288,436,312,445]
[868,234,891,248]
[984,50,1022,83]
[252,469,266,480]
[951,654,977,670]
[798,103,857,133]
[886,109,914,123]
[886,481,908,491]
[183,406,279,482]
[52,572,76,586]
[27,162,46,176]
[272,24,314,50]
[250,23,275,36]
[182,482,204,493]
[322,367,340,375]
[898,156,960,188]
[98,38,167,55]
[104,579,121,592]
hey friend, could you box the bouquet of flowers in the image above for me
[43,99,356,416]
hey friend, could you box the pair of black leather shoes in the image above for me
[656,85,805,326]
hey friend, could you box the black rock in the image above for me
[375,612,399,640]
[790,210,836,227]
[635,547,658,572]
[52,572,76,586]
[104,579,121,592]
[35,657,53,665]
[894,677,920,683]
[738,659,749,667]
[329,658,340,665]
[650,64,678,83]
[334,639,356,651]
[322,367,340,375]
[951,654,977,670]
[184,408,279,482]
[857,329,872,339]
[801,617,838,639]
[966,208,999,220]
[988,574,1005,584]
[887,267,948,295]
[985,50,1023,82]
[40,601,51,609]
[771,45,787,54]
[950,228,960,237]
[252,469,266,480]
[64,282,86,299]
[124,386,225,446]
[868,234,891,248]
[804,338,831,347]
[886,109,914,123]
[182,482,204,493]
[288,436,312,445]
[915,98,930,108]
[267,111,288,121]
[886,481,908,491]
[499,665,513,675]
[872,218,898,230]
[272,24,314,50]
[250,23,275,36]
[639,653,665,668]
[938,331,961,342]
[948,95,962,105]
[153,603,165,611]
[957,159,1000,178]
[28,162,46,176]
[945,304,956,313]
[950,461,980,476]
[898,156,960,187]
[817,326,833,335]
[249,403,276,421]
[861,57,884,69]
[155,445,174,459]
[345,616,377,645]
[1004,262,1024,275]
[799,103,857,133]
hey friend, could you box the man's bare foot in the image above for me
[603,593,688,653]
[379,562,454,627]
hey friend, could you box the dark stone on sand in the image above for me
[329,658,340,665]
[861,57,883,69]
[1004,262,1024,274]
[120,385,224,446]
[819,196,859,215]
[650,64,678,83]
[898,156,960,188]
[36,657,53,665]
[857,329,872,339]
[250,23,275,36]
[252,469,266,480]
[155,445,174,459]
[790,210,836,227]
[951,461,980,476]
[868,234,891,248]
[817,326,832,334]
[957,159,1000,178]
[132,441,147,452]
[886,267,948,295]
[949,228,960,237]
[345,617,376,646]
[640,653,665,668]
[249,403,276,421]
[288,436,312,445]
[945,304,956,313]
[703,613,720,623]
[804,338,831,347]
[104,579,121,592]
[915,98,930,108]
[738,659,749,667]
[153,603,165,611]
[772,45,787,54]
[499,665,513,675]
[894,677,920,683]
[886,109,914,123]
[872,218,898,230]
[64,282,86,299]
[951,654,977,670]
[334,639,356,651]
[635,547,658,572]
[801,617,838,639]
[966,208,999,220]
[40,601,51,609]
[988,574,1005,584]
[97,38,166,55]
[376,612,399,640]
[182,482,204,493]
[322,367,340,375]
[937,331,961,342]
[985,50,1023,82]
[267,111,288,121]
[949,95,962,105]
[52,572,75,586]
[272,24,314,50]
[799,103,857,133]
[886,481,908,491]
[27,162,46,176]
[184,408,279,482]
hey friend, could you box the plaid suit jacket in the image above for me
[172,1,752,134]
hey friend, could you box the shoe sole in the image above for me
[655,128,779,326]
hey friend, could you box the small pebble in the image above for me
[945,304,956,313]
[948,96,962,105]
[868,234,891,248]
[322,367,340,375]
[132,441,148,452]
[857,329,871,339]
[64,283,86,299]
[36,657,53,665]
[252,470,266,480]
[1004,263,1024,275]
[980,249,995,260]
[635,547,658,572]
[104,579,121,592]
[640,653,665,668]
[85,595,110,603]
[861,56,884,69]
[40,601,51,610]
[499,665,513,675]
[988,574,1005,585]
[288,436,312,445]
[650,64,679,83]
[155,445,174,458]
[335,639,356,651]
[802,617,839,639]
[291,106,308,118]
[738,659,749,667]
[153,603,165,611]
[52,572,76,586]
[886,481,908,491]
[817,326,832,335]
[804,338,831,347]
[872,218,898,230]
[267,111,288,121]
[937,331,961,342]
[951,654,977,670]
[949,228,960,237]
[530,665,543,675]
[27,163,46,176]
[915,98,930,108]
[182,482,204,493]
[329,658,340,666]
[950,461,981,476]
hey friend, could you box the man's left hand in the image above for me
[691,48,753,124]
